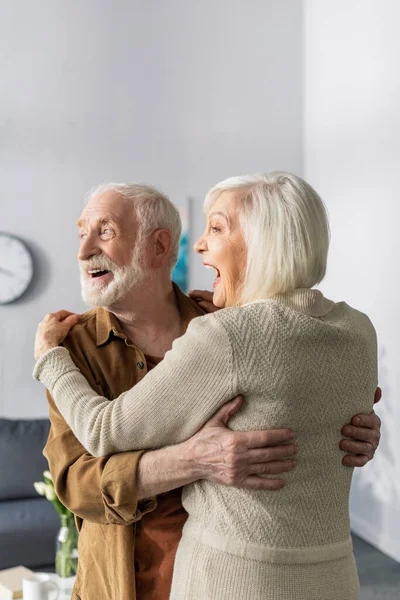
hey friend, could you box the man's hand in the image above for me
[188,289,219,313]
[187,290,382,470]
[187,396,297,490]
[340,387,382,467]
[34,310,79,360]
[137,395,297,499]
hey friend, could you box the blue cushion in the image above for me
[0,419,50,501]
[0,497,60,569]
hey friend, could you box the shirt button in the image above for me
[137,361,145,370]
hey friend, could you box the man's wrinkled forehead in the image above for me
[77,191,136,229]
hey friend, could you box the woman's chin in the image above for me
[212,289,225,309]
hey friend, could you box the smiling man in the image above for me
[76,195,149,307]
[42,182,382,600]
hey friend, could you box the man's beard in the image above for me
[79,243,148,308]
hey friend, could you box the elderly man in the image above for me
[42,183,381,600]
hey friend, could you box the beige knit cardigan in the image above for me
[34,289,378,600]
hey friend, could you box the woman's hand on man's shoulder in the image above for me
[34,310,80,360]
[188,289,220,313]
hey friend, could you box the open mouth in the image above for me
[204,264,221,288]
[88,269,111,279]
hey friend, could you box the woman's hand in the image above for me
[188,289,220,313]
[34,310,80,360]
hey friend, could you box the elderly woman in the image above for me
[33,172,377,600]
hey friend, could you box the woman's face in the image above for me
[194,191,247,308]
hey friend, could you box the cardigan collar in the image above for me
[245,288,335,318]
[269,288,335,318]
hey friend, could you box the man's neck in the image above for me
[104,276,182,356]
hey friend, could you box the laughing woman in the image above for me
[33,172,377,600]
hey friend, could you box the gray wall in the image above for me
[304,0,400,562]
[0,0,303,417]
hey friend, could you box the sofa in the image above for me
[0,418,59,570]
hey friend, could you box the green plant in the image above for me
[34,470,78,577]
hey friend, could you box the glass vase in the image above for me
[55,514,78,578]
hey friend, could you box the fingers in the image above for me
[188,289,214,301]
[188,290,219,313]
[43,310,78,323]
[239,476,286,491]
[374,386,382,404]
[54,309,78,321]
[350,411,381,429]
[236,428,295,449]
[342,454,369,468]
[248,459,296,476]
[342,423,380,447]
[198,301,219,313]
[35,310,79,360]
[341,404,382,469]
[246,444,298,464]
[340,411,381,467]
[65,314,80,326]
[339,439,374,458]
[206,396,244,426]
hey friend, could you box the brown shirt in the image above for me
[43,285,205,600]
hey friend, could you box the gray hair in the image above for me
[204,172,330,304]
[86,183,182,269]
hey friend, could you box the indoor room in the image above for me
[0,1,399,599]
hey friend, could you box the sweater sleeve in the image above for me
[33,313,234,457]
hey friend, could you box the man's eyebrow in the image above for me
[98,217,117,228]
[76,217,117,229]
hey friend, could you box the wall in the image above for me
[304,0,400,561]
[0,0,303,417]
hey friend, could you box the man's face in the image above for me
[77,191,147,307]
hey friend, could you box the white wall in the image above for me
[0,0,303,417]
[304,0,400,561]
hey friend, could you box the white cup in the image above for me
[22,574,60,600]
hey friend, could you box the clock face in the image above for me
[0,233,34,304]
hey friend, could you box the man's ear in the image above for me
[150,229,173,268]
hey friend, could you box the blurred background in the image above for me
[0,1,399,596]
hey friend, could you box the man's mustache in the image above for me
[79,257,118,273]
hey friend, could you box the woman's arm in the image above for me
[34,314,235,457]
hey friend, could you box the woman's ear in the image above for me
[150,229,173,268]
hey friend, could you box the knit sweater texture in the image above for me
[34,289,378,600]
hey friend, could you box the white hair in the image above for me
[86,183,182,269]
[204,172,330,305]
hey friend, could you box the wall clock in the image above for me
[0,232,34,304]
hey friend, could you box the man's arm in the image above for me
[136,396,298,498]
[46,380,379,515]
[137,390,382,498]
[47,393,298,517]
[44,390,156,526]
[189,290,383,469]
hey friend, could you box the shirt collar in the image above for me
[173,282,206,334]
[95,282,205,346]
[96,307,124,346]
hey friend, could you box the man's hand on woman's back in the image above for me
[188,290,382,473]
[188,395,297,491]
[340,387,382,467]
